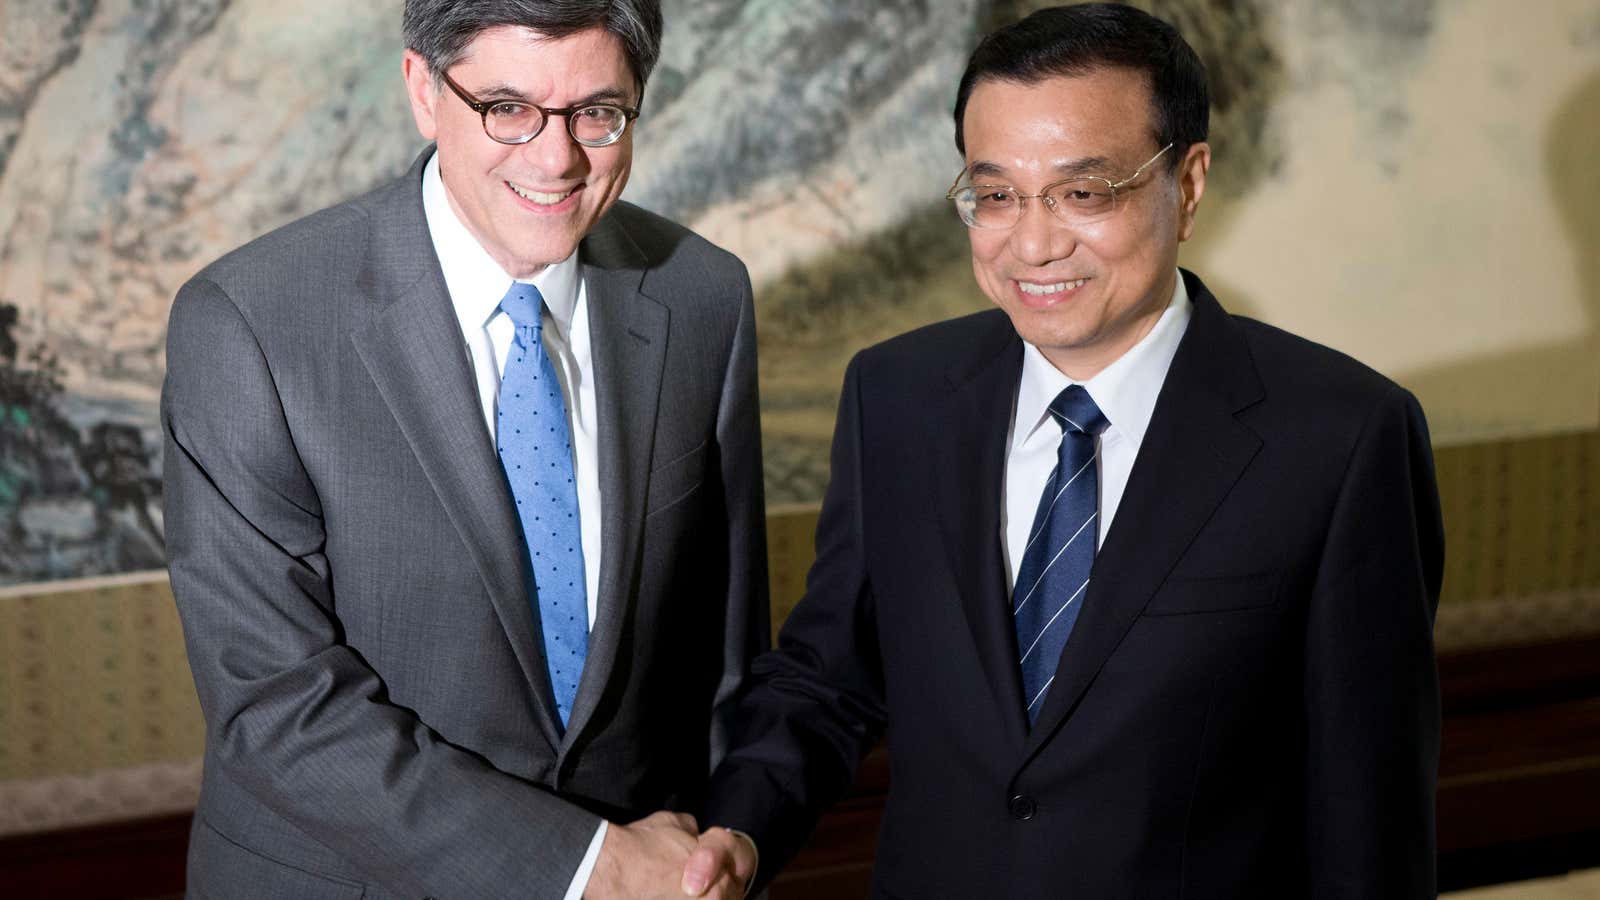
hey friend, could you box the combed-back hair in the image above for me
[953,3,1209,165]
[404,0,663,95]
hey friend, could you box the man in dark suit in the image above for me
[683,5,1443,898]
[163,1,765,897]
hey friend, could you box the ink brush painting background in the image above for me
[2,0,1598,585]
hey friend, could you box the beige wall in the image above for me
[1181,0,1600,445]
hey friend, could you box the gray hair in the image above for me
[403,0,664,96]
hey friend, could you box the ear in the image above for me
[1175,141,1210,243]
[402,49,440,141]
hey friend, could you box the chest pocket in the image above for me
[1142,570,1282,616]
[645,439,708,516]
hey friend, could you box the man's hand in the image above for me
[586,811,699,899]
[681,826,758,898]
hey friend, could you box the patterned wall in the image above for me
[0,574,202,833]
[2,429,1598,835]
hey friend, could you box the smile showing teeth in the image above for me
[508,182,574,205]
[1018,277,1088,296]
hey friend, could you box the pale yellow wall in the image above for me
[1182,0,1600,445]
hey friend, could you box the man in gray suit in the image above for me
[162,1,765,897]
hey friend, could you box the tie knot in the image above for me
[500,282,545,330]
[1049,385,1109,436]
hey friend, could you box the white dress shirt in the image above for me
[421,151,608,899]
[1002,274,1192,590]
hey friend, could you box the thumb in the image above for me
[680,843,722,896]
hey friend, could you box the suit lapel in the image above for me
[559,212,668,752]
[349,151,562,752]
[1023,273,1265,757]
[934,313,1030,746]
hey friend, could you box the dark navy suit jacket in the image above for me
[705,270,1442,899]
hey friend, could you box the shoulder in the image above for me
[192,179,393,295]
[1200,301,1428,470]
[853,308,1014,385]
[170,170,418,335]
[600,201,748,285]
[167,184,404,376]
[1228,313,1413,420]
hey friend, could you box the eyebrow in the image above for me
[473,82,636,107]
[967,156,1117,182]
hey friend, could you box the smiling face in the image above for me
[960,67,1208,379]
[403,25,637,279]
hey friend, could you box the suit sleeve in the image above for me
[708,263,773,772]
[701,353,889,889]
[1303,384,1444,898]
[162,277,600,899]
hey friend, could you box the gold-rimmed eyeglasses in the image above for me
[946,143,1174,229]
[439,70,640,148]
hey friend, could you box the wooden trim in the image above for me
[7,638,1600,897]
[1438,636,1600,713]
[0,812,189,899]
[1438,830,1600,892]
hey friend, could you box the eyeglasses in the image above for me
[439,70,640,148]
[946,143,1174,229]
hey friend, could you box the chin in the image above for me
[1011,308,1083,341]
[1027,332,1090,354]
[520,241,578,270]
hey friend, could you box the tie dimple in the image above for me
[500,284,542,332]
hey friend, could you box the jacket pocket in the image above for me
[187,818,365,899]
[1142,570,1282,616]
[646,439,708,517]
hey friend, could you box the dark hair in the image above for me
[403,0,664,96]
[953,3,1209,165]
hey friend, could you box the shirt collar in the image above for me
[422,150,582,341]
[1012,272,1193,453]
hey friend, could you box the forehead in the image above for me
[453,24,634,96]
[961,68,1156,173]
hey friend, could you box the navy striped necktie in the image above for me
[1013,385,1109,725]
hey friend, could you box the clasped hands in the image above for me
[586,810,756,899]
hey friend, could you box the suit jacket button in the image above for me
[1008,794,1036,820]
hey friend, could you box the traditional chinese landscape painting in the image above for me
[2,0,1597,583]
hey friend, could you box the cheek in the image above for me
[483,157,533,201]
[968,232,1007,273]
[967,238,1010,304]
[1080,225,1138,269]
[597,147,632,189]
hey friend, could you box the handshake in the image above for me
[585,811,758,899]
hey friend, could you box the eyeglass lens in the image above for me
[485,104,629,146]
[953,180,1118,229]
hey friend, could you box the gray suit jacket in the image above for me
[162,149,769,899]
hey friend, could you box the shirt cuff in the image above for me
[561,820,608,900]
[725,828,759,897]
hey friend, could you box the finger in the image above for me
[641,809,697,834]
[721,828,757,883]
[665,824,699,854]
[696,827,756,886]
[704,871,744,900]
[681,842,728,896]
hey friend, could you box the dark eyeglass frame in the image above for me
[439,70,640,148]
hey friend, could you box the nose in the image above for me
[520,115,588,178]
[1009,197,1077,268]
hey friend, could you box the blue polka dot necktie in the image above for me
[1013,385,1109,725]
[497,282,588,729]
